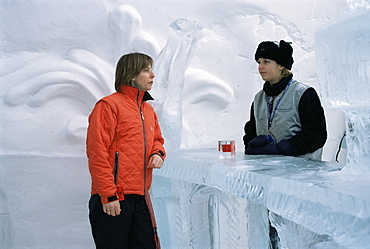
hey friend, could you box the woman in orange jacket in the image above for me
[87,52,166,249]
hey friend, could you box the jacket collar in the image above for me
[263,74,293,96]
[118,85,154,102]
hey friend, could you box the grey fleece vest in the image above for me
[254,79,322,160]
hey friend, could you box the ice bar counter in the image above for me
[152,149,369,249]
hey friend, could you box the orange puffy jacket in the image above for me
[86,85,166,204]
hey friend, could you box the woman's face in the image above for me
[132,65,155,91]
[257,58,284,85]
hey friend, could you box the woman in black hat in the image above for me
[243,40,327,160]
[243,40,327,248]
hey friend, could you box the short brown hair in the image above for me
[282,68,292,78]
[114,53,153,92]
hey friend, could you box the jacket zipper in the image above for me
[114,151,119,184]
[137,90,148,195]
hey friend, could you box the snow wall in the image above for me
[1,0,369,248]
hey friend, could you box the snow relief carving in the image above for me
[0,4,233,155]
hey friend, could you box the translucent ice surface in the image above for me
[343,107,370,170]
[315,10,370,108]
[315,7,370,172]
[149,19,205,149]
[347,0,370,13]
[152,149,370,249]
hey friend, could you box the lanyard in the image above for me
[266,79,293,130]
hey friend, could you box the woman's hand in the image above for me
[103,200,121,217]
[148,154,164,169]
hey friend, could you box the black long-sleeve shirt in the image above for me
[243,75,327,156]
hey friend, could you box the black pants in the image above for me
[89,194,156,249]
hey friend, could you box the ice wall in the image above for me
[315,3,370,172]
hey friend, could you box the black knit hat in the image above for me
[254,40,294,70]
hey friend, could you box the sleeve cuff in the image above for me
[277,140,292,156]
[101,195,116,204]
[151,150,165,159]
